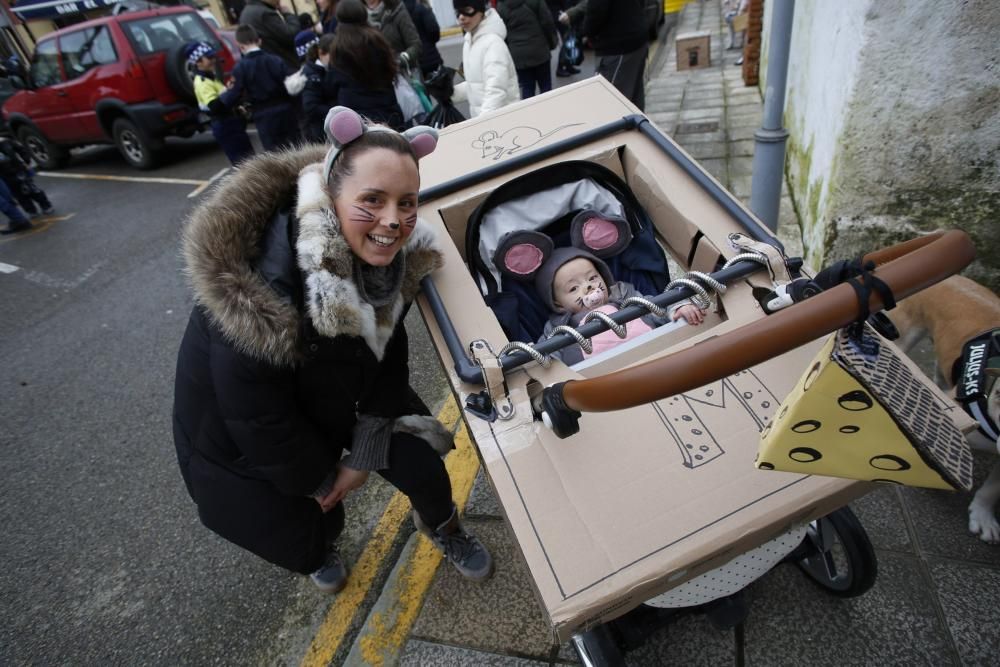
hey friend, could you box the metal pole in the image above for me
[749,0,795,232]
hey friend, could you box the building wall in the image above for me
[764,0,1000,289]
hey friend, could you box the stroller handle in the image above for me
[552,230,976,417]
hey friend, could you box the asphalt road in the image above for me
[0,35,603,665]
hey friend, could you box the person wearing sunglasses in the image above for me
[451,1,521,117]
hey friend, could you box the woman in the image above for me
[317,0,339,33]
[173,106,494,591]
[327,0,406,130]
[452,1,520,117]
[497,0,558,99]
[402,0,444,78]
[364,0,422,71]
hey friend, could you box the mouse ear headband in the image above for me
[322,106,438,183]
[570,209,632,258]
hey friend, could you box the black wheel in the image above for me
[571,624,626,667]
[112,118,161,170]
[794,506,877,598]
[16,125,68,170]
[165,43,196,104]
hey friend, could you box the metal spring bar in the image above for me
[723,251,769,271]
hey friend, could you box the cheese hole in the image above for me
[869,454,911,471]
[788,447,822,462]
[791,420,821,433]
[838,390,874,411]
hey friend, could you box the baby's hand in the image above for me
[673,304,705,326]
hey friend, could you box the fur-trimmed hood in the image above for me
[182,146,444,368]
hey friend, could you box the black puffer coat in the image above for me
[497,0,558,69]
[173,147,444,573]
[402,0,444,76]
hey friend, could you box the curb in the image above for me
[441,25,462,38]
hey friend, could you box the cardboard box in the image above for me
[676,30,711,70]
[414,78,966,642]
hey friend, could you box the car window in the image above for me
[30,39,62,88]
[123,14,219,55]
[60,27,118,81]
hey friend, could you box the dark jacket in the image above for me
[497,0,558,69]
[173,147,445,573]
[221,49,294,112]
[401,0,443,75]
[372,0,422,69]
[240,0,301,67]
[0,139,31,177]
[568,0,646,56]
[326,64,406,131]
[301,61,335,143]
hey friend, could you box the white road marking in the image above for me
[187,167,230,198]
[0,262,19,273]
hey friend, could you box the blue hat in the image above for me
[295,30,320,59]
[184,41,215,65]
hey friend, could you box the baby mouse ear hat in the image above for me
[322,106,438,182]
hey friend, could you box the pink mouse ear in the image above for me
[325,106,365,145]
[569,209,633,258]
[493,230,554,281]
[402,125,439,160]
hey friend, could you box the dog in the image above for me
[889,274,1000,543]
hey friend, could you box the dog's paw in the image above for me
[968,502,1000,544]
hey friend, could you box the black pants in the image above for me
[211,116,255,167]
[377,431,454,529]
[516,61,553,99]
[3,173,51,215]
[253,104,300,152]
[597,42,649,111]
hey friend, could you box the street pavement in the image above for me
[2,2,998,665]
[343,2,1000,666]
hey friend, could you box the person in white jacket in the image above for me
[452,1,521,117]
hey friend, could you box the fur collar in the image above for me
[182,147,444,368]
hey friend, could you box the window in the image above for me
[60,27,118,81]
[123,14,219,55]
[29,39,61,88]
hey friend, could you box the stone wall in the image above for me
[763,0,999,290]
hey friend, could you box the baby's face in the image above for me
[553,258,608,313]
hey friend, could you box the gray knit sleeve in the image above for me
[342,415,394,471]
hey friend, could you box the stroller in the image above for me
[412,79,973,664]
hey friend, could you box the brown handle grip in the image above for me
[562,230,977,413]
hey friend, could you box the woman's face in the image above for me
[333,147,420,267]
[318,0,330,10]
[456,8,484,33]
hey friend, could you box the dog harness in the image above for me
[953,328,1000,441]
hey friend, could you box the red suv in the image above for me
[3,6,236,169]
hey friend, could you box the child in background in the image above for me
[186,41,255,167]
[0,135,53,218]
[222,25,300,152]
[536,247,706,365]
[301,34,338,143]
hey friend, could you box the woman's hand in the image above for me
[316,463,370,512]
[673,304,706,326]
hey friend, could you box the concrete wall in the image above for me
[764,0,1000,289]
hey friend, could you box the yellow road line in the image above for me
[36,171,207,186]
[300,395,467,667]
[0,213,75,244]
[355,419,480,666]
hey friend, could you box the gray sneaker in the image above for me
[414,507,494,581]
[309,545,348,593]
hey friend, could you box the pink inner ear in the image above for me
[581,218,619,250]
[409,133,437,159]
[504,244,544,275]
[329,112,364,145]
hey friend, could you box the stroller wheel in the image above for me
[571,623,626,667]
[794,506,877,598]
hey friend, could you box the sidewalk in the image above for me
[339,2,1000,665]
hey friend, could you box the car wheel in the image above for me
[16,125,69,170]
[112,118,160,169]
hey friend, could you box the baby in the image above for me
[537,247,706,364]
